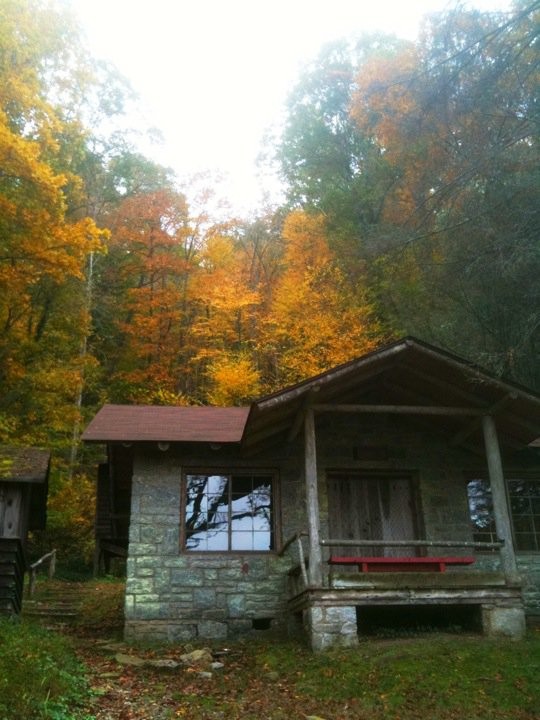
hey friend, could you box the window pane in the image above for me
[467,479,495,530]
[206,530,228,551]
[253,531,272,551]
[185,473,274,551]
[515,533,538,551]
[230,476,273,550]
[470,477,540,552]
[231,532,255,551]
[185,474,229,550]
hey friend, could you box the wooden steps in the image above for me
[23,580,84,628]
[0,538,25,615]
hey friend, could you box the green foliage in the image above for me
[0,618,91,720]
[29,471,96,573]
[275,2,540,390]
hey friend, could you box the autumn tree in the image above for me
[261,210,380,386]
[0,0,106,448]
[350,1,540,387]
[276,35,409,275]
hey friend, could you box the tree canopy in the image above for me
[1,0,538,457]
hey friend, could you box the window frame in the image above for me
[180,468,280,554]
[466,473,540,553]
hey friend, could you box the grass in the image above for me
[77,629,540,719]
[253,633,540,719]
[0,617,92,720]
[3,576,540,719]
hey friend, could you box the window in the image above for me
[183,472,274,552]
[467,477,540,551]
[508,479,540,551]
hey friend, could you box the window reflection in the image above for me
[185,473,274,551]
[467,477,540,551]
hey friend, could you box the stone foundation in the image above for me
[481,605,526,639]
[304,605,358,652]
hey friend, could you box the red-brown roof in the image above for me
[82,404,249,443]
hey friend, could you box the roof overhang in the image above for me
[241,337,540,451]
[0,446,50,483]
[81,338,540,453]
[82,405,250,444]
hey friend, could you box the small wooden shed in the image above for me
[0,446,50,614]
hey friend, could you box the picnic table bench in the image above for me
[328,556,476,573]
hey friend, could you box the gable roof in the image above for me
[82,338,540,450]
[82,405,250,443]
[242,337,540,450]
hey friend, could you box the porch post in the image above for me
[304,407,323,586]
[481,415,519,580]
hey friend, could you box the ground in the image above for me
[74,633,540,720]
[22,580,540,719]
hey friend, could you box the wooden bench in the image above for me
[328,556,476,573]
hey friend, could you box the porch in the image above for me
[282,533,524,650]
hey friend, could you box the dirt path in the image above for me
[74,637,342,720]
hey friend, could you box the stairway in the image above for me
[0,538,25,615]
[23,580,83,629]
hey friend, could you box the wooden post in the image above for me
[481,415,519,580]
[304,407,323,586]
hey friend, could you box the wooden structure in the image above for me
[0,446,50,614]
[83,338,540,649]
[93,446,132,574]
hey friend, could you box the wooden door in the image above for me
[326,473,418,556]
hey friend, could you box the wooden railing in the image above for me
[280,531,309,590]
[320,538,505,550]
[27,549,57,598]
[281,532,507,595]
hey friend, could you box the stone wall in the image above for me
[122,414,540,644]
[124,444,302,643]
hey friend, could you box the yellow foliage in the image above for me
[263,210,380,386]
[206,355,262,406]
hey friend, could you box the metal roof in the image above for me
[82,404,250,443]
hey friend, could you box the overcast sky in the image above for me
[69,0,512,214]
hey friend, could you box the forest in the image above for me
[0,0,538,564]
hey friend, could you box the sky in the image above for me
[69,0,512,214]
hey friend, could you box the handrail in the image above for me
[279,531,308,556]
[28,549,57,597]
[320,539,504,549]
[280,531,309,590]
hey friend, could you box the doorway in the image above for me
[326,472,420,556]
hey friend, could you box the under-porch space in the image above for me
[287,570,524,650]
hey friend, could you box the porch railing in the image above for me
[279,531,309,590]
[281,532,506,595]
[320,539,505,550]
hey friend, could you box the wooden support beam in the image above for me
[312,403,484,416]
[287,388,319,443]
[481,415,519,580]
[451,394,517,446]
[304,407,322,586]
